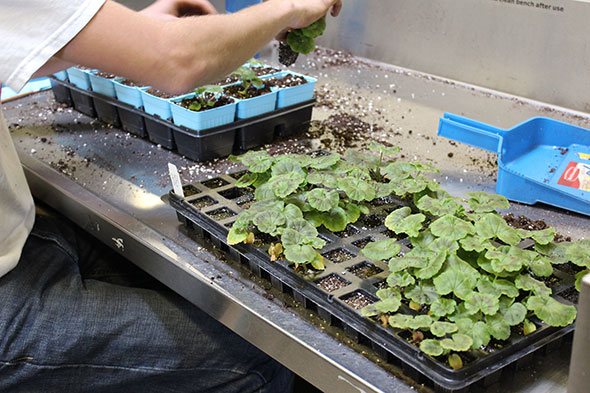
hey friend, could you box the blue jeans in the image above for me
[0,215,293,392]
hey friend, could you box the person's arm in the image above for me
[31,0,219,79]
[46,0,341,94]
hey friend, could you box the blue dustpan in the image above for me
[438,113,590,216]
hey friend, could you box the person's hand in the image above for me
[280,0,342,29]
[140,0,218,21]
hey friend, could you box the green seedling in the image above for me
[286,17,326,54]
[226,144,581,368]
[231,66,264,97]
[188,85,224,111]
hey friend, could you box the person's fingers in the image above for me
[330,0,342,17]
[275,28,290,42]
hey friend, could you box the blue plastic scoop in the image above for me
[437,113,590,215]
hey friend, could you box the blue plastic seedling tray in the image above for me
[438,112,590,215]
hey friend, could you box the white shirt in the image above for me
[0,0,105,277]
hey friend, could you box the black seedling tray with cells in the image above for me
[49,77,315,162]
[167,170,577,392]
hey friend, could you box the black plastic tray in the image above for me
[49,79,73,107]
[167,172,577,393]
[49,77,315,161]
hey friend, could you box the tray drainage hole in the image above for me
[206,207,237,221]
[190,196,219,209]
[352,236,375,250]
[219,187,252,200]
[201,177,229,189]
[334,224,360,238]
[346,261,383,279]
[322,248,355,264]
[340,290,377,310]
[358,214,385,229]
[182,184,201,197]
[315,273,351,293]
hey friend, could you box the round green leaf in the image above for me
[227,226,249,245]
[431,321,458,337]
[527,295,577,327]
[430,214,474,241]
[471,321,491,349]
[374,297,402,314]
[417,195,463,216]
[388,255,427,273]
[322,207,349,232]
[288,218,318,239]
[236,172,257,188]
[280,228,306,247]
[237,150,273,173]
[486,248,524,273]
[486,313,511,340]
[283,203,303,219]
[375,182,396,198]
[528,256,553,277]
[465,191,510,213]
[309,153,340,169]
[430,298,457,318]
[460,235,491,253]
[393,177,429,196]
[503,302,527,326]
[575,269,589,291]
[386,271,415,288]
[493,279,520,298]
[420,340,444,356]
[515,274,551,297]
[283,244,317,264]
[361,238,401,261]
[440,334,473,352]
[338,177,376,201]
[306,172,339,188]
[535,241,570,264]
[528,228,556,245]
[474,213,521,245]
[414,250,446,280]
[384,207,411,231]
[395,214,426,238]
[269,172,305,198]
[433,269,477,300]
[310,252,325,270]
[464,292,500,316]
[271,157,305,176]
[253,210,285,234]
[404,282,439,305]
[566,239,590,268]
[408,315,434,330]
[306,188,339,212]
[388,314,411,329]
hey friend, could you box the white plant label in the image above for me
[168,163,184,197]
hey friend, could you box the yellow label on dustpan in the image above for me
[578,153,590,160]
